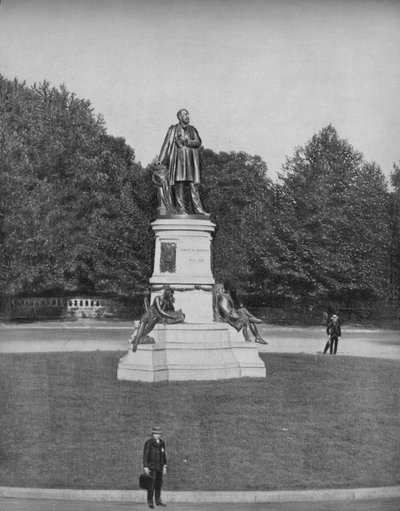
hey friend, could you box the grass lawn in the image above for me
[0,352,399,491]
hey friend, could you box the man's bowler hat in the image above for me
[152,426,162,434]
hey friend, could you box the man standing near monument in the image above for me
[157,108,208,215]
[143,426,167,508]
[323,313,342,354]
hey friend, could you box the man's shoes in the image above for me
[148,503,155,509]
[155,502,167,507]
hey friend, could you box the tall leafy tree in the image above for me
[78,140,156,295]
[0,77,66,293]
[272,125,390,302]
[201,150,275,296]
[0,75,154,296]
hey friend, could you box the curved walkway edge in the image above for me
[1,486,400,503]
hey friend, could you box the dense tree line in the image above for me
[1,75,399,311]
[0,75,155,296]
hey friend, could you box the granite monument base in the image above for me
[149,216,216,323]
[117,322,266,382]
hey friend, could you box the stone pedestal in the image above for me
[117,323,266,382]
[149,216,215,323]
[117,215,266,382]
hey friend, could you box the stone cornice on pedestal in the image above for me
[152,216,216,233]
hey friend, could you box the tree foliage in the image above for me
[272,125,390,301]
[0,74,396,309]
[201,150,275,294]
[0,75,155,295]
[388,163,400,301]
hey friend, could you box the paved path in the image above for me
[0,321,399,360]
[1,496,400,510]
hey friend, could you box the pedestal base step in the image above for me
[117,323,266,382]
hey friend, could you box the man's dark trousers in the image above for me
[330,335,339,354]
[323,336,339,354]
[327,336,339,354]
[147,469,163,505]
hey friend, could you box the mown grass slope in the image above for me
[0,352,399,491]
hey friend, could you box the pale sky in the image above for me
[1,0,399,181]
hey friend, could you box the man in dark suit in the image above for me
[324,314,341,354]
[143,426,167,508]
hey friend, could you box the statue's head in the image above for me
[163,286,174,298]
[177,109,190,124]
[214,283,225,294]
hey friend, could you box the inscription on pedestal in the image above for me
[179,246,210,273]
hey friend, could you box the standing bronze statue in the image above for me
[155,109,208,216]
[130,287,185,352]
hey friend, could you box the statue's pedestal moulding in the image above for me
[117,323,266,382]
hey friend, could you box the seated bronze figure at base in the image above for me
[130,287,185,352]
[213,284,268,345]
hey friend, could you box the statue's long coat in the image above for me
[158,123,202,184]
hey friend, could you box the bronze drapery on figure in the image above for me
[152,163,176,215]
[213,284,268,345]
[130,287,185,352]
[155,108,208,216]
